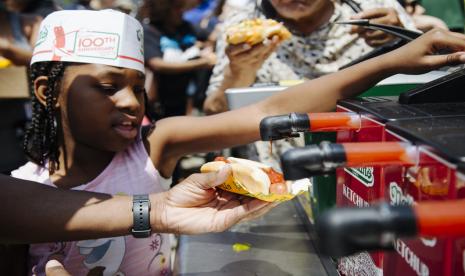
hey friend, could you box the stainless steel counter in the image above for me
[174,199,339,276]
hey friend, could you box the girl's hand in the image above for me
[385,28,465,74]
[225,36,281,86]
[351,8,403,47]
[152,165,273,234]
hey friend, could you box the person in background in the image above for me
[204,0,417,115]
[183,0,214,27]
[139,0,216,119]
[64,0,93,10]
[400,0,464,32]
[0,4,41,174]
[184,0,225,41]
[98,0,116,9]
[3,0,61,18]
[0,5,41,66]
[111,0,136,14]
[183,0,228,114]
[139,0,217,184]
[0,2,42,274]
[203,0,417,169]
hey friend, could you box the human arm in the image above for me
[150,29,465,176]
[0,173,132,243]
[1,166,270,243]
[146,54,216,74]
[0,14,41,66]
[143,23,216,75]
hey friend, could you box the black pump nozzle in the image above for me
[259,113,309,141]
[281,142,346,180]
[315,203,417,258]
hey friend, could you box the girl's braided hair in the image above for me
[24,61,67,174]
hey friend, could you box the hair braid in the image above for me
[24,62,67,174]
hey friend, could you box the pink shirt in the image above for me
[11,139,171,276]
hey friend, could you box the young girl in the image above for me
[11,9,465,276]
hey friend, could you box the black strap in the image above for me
[131,194,151,238]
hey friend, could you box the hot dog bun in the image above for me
[226,18,292,45]
[201,157,272,195]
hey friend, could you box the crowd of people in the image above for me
[1,0,465,275]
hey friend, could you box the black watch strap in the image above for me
[131,194,151,238]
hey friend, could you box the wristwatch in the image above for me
[131,194,152,238]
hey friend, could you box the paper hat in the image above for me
[31,10,145,73]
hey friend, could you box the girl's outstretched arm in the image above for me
[149,29,465,177]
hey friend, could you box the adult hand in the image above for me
[351,8,403,47]
[200,47,217,69]
[225,35,281,86]
[44,260,70,276]
[385,28,465,74]
[151,165,274,234]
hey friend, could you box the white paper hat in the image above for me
[31,9,145,73]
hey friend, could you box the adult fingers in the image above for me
[362,30,387,39]
[424,51,465,69]
[237,43,275,61]
[350,25,364,35]
[367,38,393,47]
[45,260,71,276]
[425,29,465,53]
[369,10,401,26]
[186,164,232,190]
[261,36,280,58]
[226,43,252,57]
[352,8,390,20]
[227,40,276,58]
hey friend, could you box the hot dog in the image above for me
[200,156,289,195]
[226,18,292,45]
